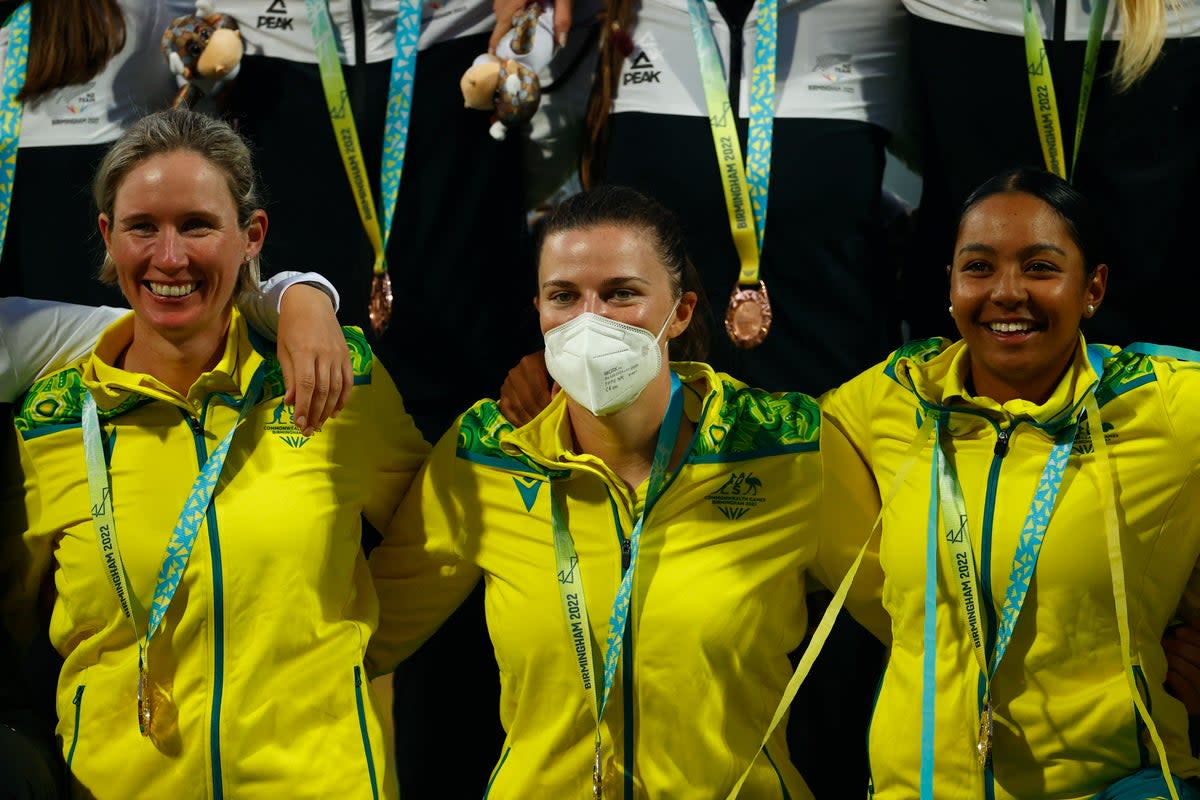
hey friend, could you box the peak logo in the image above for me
[622,47,661,86]
[706,471,766,520]
[265,399,309,448]
[259,0,294,29]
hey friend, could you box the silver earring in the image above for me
[948,305,954,315]
[1087,303,1095,316]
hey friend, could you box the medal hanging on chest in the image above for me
[724,280,772,348]
[976,703,993,767]
[686,0,778,349]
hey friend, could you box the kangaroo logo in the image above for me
[265,398,308,448]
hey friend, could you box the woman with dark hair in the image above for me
[899,0,1200,351]
[822,165,1200,798]
[365,184,888,798]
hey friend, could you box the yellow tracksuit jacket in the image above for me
[368,361,889,799]
[821,336,1200,799]
[8,310,429,800]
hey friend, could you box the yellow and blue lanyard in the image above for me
[1023,0,1108,181]
[304,0,421,333]
[917,345,1180,800]
[552,372,684,799]
[81,365,266,733]
[685,0,775,287]
[0,1,29,262]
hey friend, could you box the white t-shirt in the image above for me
[1,0,189,148]
[215,0,495,64]
[611,0,910,134]
[901,0,1200,40]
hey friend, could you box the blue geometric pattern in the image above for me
[990,436,1074,669]
[597,375,683,717]
[0,2,30,260]
[144,365,267,642]
[379,0,420,251]
[744,0,776,252]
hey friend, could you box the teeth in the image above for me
[148,282,196,297]
[989,321,1034,333]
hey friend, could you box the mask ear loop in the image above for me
[656,298,683,346]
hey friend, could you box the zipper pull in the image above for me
[994,428,1010,457]
[621,538,631,572]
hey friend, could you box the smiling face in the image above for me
[950,191,1107,404]
[535,223,695,343]
[98,150,265,346]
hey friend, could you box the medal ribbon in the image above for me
[82,364,267,732]
[0,2,30,262]
[304,0,420,328]
[1089,341,1195,800]
[725,413,938,799]
[1022,0,1108,181]
[931,416,1076,773]
[686,0,776,285]
[552,372,684,797]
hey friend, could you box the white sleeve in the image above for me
[0,298,126,403]
[240,271,342,338]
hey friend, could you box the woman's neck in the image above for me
[567,374,689,491]
[122,318,229,396]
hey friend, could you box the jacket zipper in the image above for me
[353,666,381,800]
[185,407,226,799]
[66,685,85,768]
[980,422,1015,800]
[609,498,635,799]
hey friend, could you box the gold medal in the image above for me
[592,740,603,799]
[976,703,993,767]
[137,665,153,736]
[724,281,772,349]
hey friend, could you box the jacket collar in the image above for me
[499,361,716,470]
[83,308,263,412]
[895,334,1103,431]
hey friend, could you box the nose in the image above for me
[990,266,1027,307]
[151,228,187,272]
[580,294,605,315]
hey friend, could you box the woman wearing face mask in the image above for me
[821,166,1200,799]
[365,184,888,798]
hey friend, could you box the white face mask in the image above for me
[543,302,679,417]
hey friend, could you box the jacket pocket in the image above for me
[353,666,381,800]
[66,685,85,769]
[482,746,512,799]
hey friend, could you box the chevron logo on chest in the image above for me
[513,476,542,512]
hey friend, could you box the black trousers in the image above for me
[903,14,1200,350]
[228,32,538,800]
[0,143,122,306]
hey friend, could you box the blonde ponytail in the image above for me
[1112,0,1177,91]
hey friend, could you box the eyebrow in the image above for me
[956,242,1068,259]
[541,275,653,290]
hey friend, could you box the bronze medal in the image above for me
[976,703,993,767]
[724,281,772,349]
[369,272,393,337]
